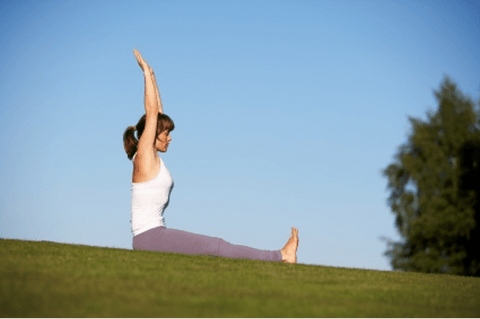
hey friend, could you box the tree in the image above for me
[383,76,480,276]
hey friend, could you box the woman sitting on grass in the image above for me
[123,49,299,263]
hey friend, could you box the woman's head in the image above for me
[123,113,175,160]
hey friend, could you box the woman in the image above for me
[123,49,299,263]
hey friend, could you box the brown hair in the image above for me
[123,113,175,160]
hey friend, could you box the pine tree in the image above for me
[383,77,480,276]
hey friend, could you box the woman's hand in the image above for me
[133,49,151,74]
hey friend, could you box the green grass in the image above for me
[1,239,479,317]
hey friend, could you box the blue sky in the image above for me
[1,0,479,271]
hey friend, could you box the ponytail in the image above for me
[123,126,138,160]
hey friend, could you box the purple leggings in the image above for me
[133,226,282,262]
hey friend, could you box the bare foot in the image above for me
[280,227,299,263]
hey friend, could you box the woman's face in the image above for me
[155,130,172,152]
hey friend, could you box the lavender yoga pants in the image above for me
[133,226,282,262]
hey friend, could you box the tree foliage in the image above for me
[383,77,480,276]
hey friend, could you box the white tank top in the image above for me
[131,156,174,236]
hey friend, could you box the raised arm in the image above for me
[151,66,163,114]
[134,49,163,114]
[132,49,162,181]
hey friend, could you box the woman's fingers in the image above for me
[133,49,149,71]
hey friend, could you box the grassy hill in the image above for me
[1,238,479,317]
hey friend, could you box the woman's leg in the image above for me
[133,226,283,262]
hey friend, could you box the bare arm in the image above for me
[132,49,162,181]
[151,68,163,114]
[134,49,161,114]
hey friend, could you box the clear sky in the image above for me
[1,0,479,271]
